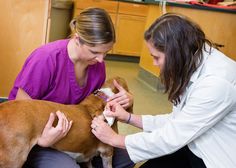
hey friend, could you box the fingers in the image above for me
[90,117,117,145]
[45,112,56,128]
[107,79,126,101]
[38,111,72,147]
[107,92,120,102]
[55,111,72,136]
[91,117,107,130]
[105,102,121,116]
[106,80,133,108]
[113,79,125,92]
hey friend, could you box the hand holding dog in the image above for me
[37,111,73,147]
[107,79,133,109]
[105,102,130,123]
[91,117,126,148]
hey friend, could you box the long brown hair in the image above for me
[70,7,115,46]
[145,13,213,105]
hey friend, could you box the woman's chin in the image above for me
[88,61,98,65]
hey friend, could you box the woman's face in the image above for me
[77,39,114,65]
[146,41,165,71]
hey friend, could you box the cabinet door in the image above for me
[167,7,236,60]
[74,9,116,25]
[113,14,146,57]
[140,5,162,77]
[75,0,118,13]
[0,0,50,97]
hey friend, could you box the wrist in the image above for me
[126,113,131,124]
[37,137,51,147]
[111,134,126,149]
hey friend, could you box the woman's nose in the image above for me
[153,59,158,66]
[95,55,104,63]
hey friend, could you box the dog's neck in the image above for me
[93,88,115,126]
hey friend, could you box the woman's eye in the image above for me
[91,51,99,54]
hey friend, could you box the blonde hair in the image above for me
[70,7,115,46]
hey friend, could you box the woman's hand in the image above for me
[107,79,133,109]
[37,111,73,147]
[91,117,125,148]
[104,102,130,123]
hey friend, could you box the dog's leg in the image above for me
[80,160,93,168]
[0,144,30,168]
[0,133,35,168]
[101,155,112,168]
[98,145,113,168]
[84,160,93,168]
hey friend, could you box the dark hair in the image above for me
[70,7,115,46]
[145,13,213,105]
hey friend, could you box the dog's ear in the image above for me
[126,106,133,114]
[109,77,133,114]
[81,95,106,118]
[105,76,129,94]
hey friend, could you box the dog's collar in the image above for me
[93,89,109,102]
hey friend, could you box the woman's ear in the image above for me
[75,33,79,38]
[74,34,81,47]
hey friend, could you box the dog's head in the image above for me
[81,76,133,119]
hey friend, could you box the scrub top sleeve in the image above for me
[15,51,54,99]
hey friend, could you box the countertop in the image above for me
[117,0,236,14]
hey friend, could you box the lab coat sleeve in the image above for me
[142,113,172,132]
[125,76,236,163]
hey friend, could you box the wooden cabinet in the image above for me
[167,6,236,61]
[0,0,50,97]
[139,5,162,77]
[73,0,148,57]
[113,2,148,56]
[74,0,118,24]
[74,0,118,13]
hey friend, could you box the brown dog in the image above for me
[0,76,132,168]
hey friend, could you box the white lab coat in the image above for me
[125,46,236,168]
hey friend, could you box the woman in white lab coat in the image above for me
[91,13,236,168]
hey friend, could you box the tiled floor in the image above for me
[105,60,172,167]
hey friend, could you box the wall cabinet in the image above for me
[167,6,236,61]
[113,14,146,56]
[139,5,162,77]
[113,2,148,56]
[74,0,148,57]
[0,0,50,97]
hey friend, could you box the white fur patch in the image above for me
[63,151,88,162]
[98,88,114,97]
